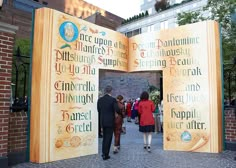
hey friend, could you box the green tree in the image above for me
[139,13,142,18]
[204,0,236,61]
[177,11,204,25]
[177,0,236,62]
[154,0,168,13]
[14,38,31,55]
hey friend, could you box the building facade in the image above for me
[117,0,208,37]
[0,0,124,38]
[141,0,189,15]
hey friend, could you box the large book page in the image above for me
[30,8,222,163]
[128,21,222,152]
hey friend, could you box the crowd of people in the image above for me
[97,85,163,160]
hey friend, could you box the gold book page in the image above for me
[30,8,222,163]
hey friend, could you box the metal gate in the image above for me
[224,57,236,106]
[11,47,30,112]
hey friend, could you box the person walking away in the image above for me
[131,99,135,121]
[113,95,125,153]
[134,98,140,124]
[138,91,155,152]
[122,100,127,134]
[154,103,161,133]
[126,99,132,122]
[97,85,119,160]
[98,93,103,138]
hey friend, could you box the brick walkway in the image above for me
[12,120,236,168]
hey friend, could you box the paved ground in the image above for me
[12,120,236,168]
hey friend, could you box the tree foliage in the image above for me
[149,90,160,105]
[177,11,204,25]
[204,0,236,62]
[121,11,149,25]
[155,0,168,12]
[177,0,236,63]
[14,38,31,55]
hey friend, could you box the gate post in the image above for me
[0,22,18,168]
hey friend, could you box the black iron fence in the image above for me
[10,47,30,112]
[224,58,236,106]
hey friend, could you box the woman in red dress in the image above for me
[138,91,155,152]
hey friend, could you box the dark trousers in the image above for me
[114,116,122,146]
[102,127,113,156]
[98,113,102,136]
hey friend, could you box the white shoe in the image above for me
[113,146,119,154]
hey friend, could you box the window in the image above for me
[176,0,183,3]
[148,25,155,32]
[148,8,152,15]
[174,22,178,28]
[133,29,141,36]
[176,9,180,13]
[160,20,168,30]
[126,31,132,38]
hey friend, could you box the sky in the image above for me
[84,0,143,19]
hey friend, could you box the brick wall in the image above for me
[0,22,18,167]
[0,6,32,38]
[7,111,28,166]
[8,112,28,153]
[99,70,161,100]
[0,32,15,157]
[225,108,236,143]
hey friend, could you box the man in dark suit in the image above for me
[97,85,119,160]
